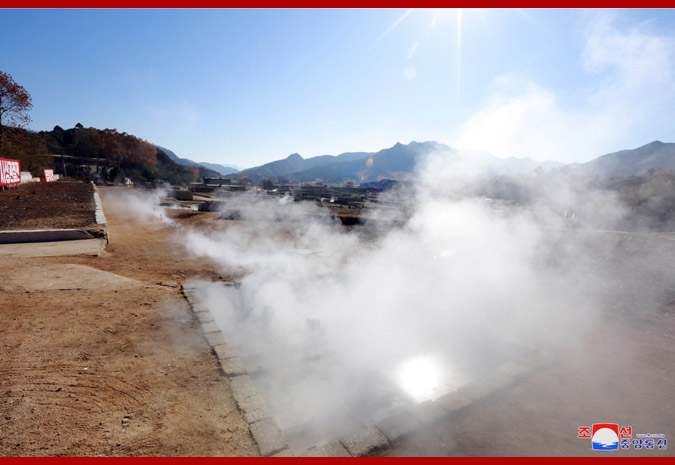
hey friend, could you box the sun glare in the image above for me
[396,355,440,402]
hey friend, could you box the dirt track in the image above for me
[0,187,257,456]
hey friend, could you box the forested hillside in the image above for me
[0,124,213,185]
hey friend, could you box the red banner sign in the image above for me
[0,158,21,186]
[44,169,54,182]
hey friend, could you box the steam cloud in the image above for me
[105,185,176,225]
[95,10,675,454]
[176,149,670,450]
[455,12,675,163]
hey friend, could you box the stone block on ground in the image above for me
[270,448,294,457]
[185,292,201,304]
[195,310,214,323]
[375,408,421,441]
[182,282,207,291]
[302,441,352,457]
[200,321,220,334]
[191,302,209,313]
[229,375,269,422]
[213,342,239,361]
[340,426,389,457]
[249,417,288,457]
[219,356,247,377]
[436,390,472,414]
[230,375,257,402]
[410,399,447,424]
[205,330,226,347]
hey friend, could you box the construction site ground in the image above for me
[0,185,673,456]
[0,186,256,456]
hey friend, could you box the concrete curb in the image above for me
[0,184,109,246]
[182,284,292,457]
[182,282,555,457]
[91,183,109,244]
[0,228,98,244]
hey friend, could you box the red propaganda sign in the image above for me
[0,158,21,186]
[44,168,55,182]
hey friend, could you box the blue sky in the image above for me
[1,9,674,168]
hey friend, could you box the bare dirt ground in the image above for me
[0,186,257,456]
[2,185,674,457]
[0,182,96,231]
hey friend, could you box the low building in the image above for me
[203,177,232,186]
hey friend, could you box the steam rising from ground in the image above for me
[178,149,662,447]
[107,148,675,449]
[105,186,175,225]
[186,149,626,351]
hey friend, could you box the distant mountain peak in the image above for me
[236,139,675,184]
[153,144,239,175]
[567,140,675,177]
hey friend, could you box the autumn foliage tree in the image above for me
[0,71,32,147]
[3,132,51,175]
[130,140,157,166]
[73,127,103,158]
[0,71,187,182]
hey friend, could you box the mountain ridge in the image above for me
[567,140,675,177]
[154,145,240,176]
[233,140,675,184]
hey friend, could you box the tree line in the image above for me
[0,70,206,185]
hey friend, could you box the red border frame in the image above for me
[7,4,675,8]
[2,6,672,461]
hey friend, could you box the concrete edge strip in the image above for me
[182,283,555,458]
[0,228,96,244]
[0,182,107,247]
[91,183,109,244]
[181,286,292,457]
